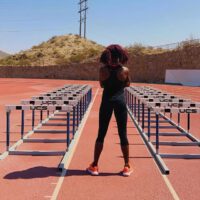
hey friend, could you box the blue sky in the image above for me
[1,0,200,53]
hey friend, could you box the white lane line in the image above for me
[162,175,180,200]
[50,88,99,200]
[127,114,180,200]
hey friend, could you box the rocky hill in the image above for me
[0,33,169,67]
[0,50,9,59]
[0,36,199,84]
[0,34,104,66]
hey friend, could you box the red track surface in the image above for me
[0,79,200,200]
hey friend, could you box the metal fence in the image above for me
[153,39,200,50]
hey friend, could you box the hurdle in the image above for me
[39,84,90,97]
[22,99,81,129]
[6,105,72,156]
[4,84,92,162]
[30,85,92,123]
[125,86,200,174]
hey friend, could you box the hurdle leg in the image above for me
[87,89,90,107]
[32,110,35,130]
[72,106,75,136]
[21,110,25,139]
[82,97,84,118]
[86,91,89,109]
[47,110,50,118]
[77,102,79,128]
[82,96,85,117]
[134,97,136,117]
[178,113,180,126]
[66,112,70,149]
[156,113,159,154]
[82,96,84,116]
[40,110,43,122]
[6,111,10,151]
[128,92,130,108]
[187,113,190,133]
[131,94,133,113]
[89,88,92,103]
[89,89,92,106]
[80,99,82,121]
[85,94,87,112]
[148,108,151,141]
[142,103,145,129]
[83,95,86,114]
[138,99,140,124]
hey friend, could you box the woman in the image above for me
[87,44,133,177]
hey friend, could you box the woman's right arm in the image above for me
[99,67,104,88]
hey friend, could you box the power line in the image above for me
[78,0,88,38]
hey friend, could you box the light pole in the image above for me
[78,0,88,38]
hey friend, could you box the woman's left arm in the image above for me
[124,67,131,87]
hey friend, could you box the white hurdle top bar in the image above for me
[21,99,78,106]
[6,105,73,112]
[127,86,200,114]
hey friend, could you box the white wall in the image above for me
[165,70,200,86]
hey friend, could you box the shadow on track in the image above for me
[4,166,59,179]
[4,167,121,179]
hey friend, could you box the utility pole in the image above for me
[78,0,88,38]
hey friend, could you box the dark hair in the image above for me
[100,44,128,66]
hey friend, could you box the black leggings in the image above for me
[96,95,129,146]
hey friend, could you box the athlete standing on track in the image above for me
[87,44,133,177]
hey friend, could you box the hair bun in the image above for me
[100,44,128,65]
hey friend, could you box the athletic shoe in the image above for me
[121,165,133,177]
[86,164,99,176]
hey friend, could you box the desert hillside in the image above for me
[1,35,200,83]
[0,33,171,67]
[0,34,104,66]
[0,50,9,59]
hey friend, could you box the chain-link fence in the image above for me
[153,39,200,50]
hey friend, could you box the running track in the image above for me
[0,78,199,200]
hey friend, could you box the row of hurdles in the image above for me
[1,84,92,170]
[125,86,200,174]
